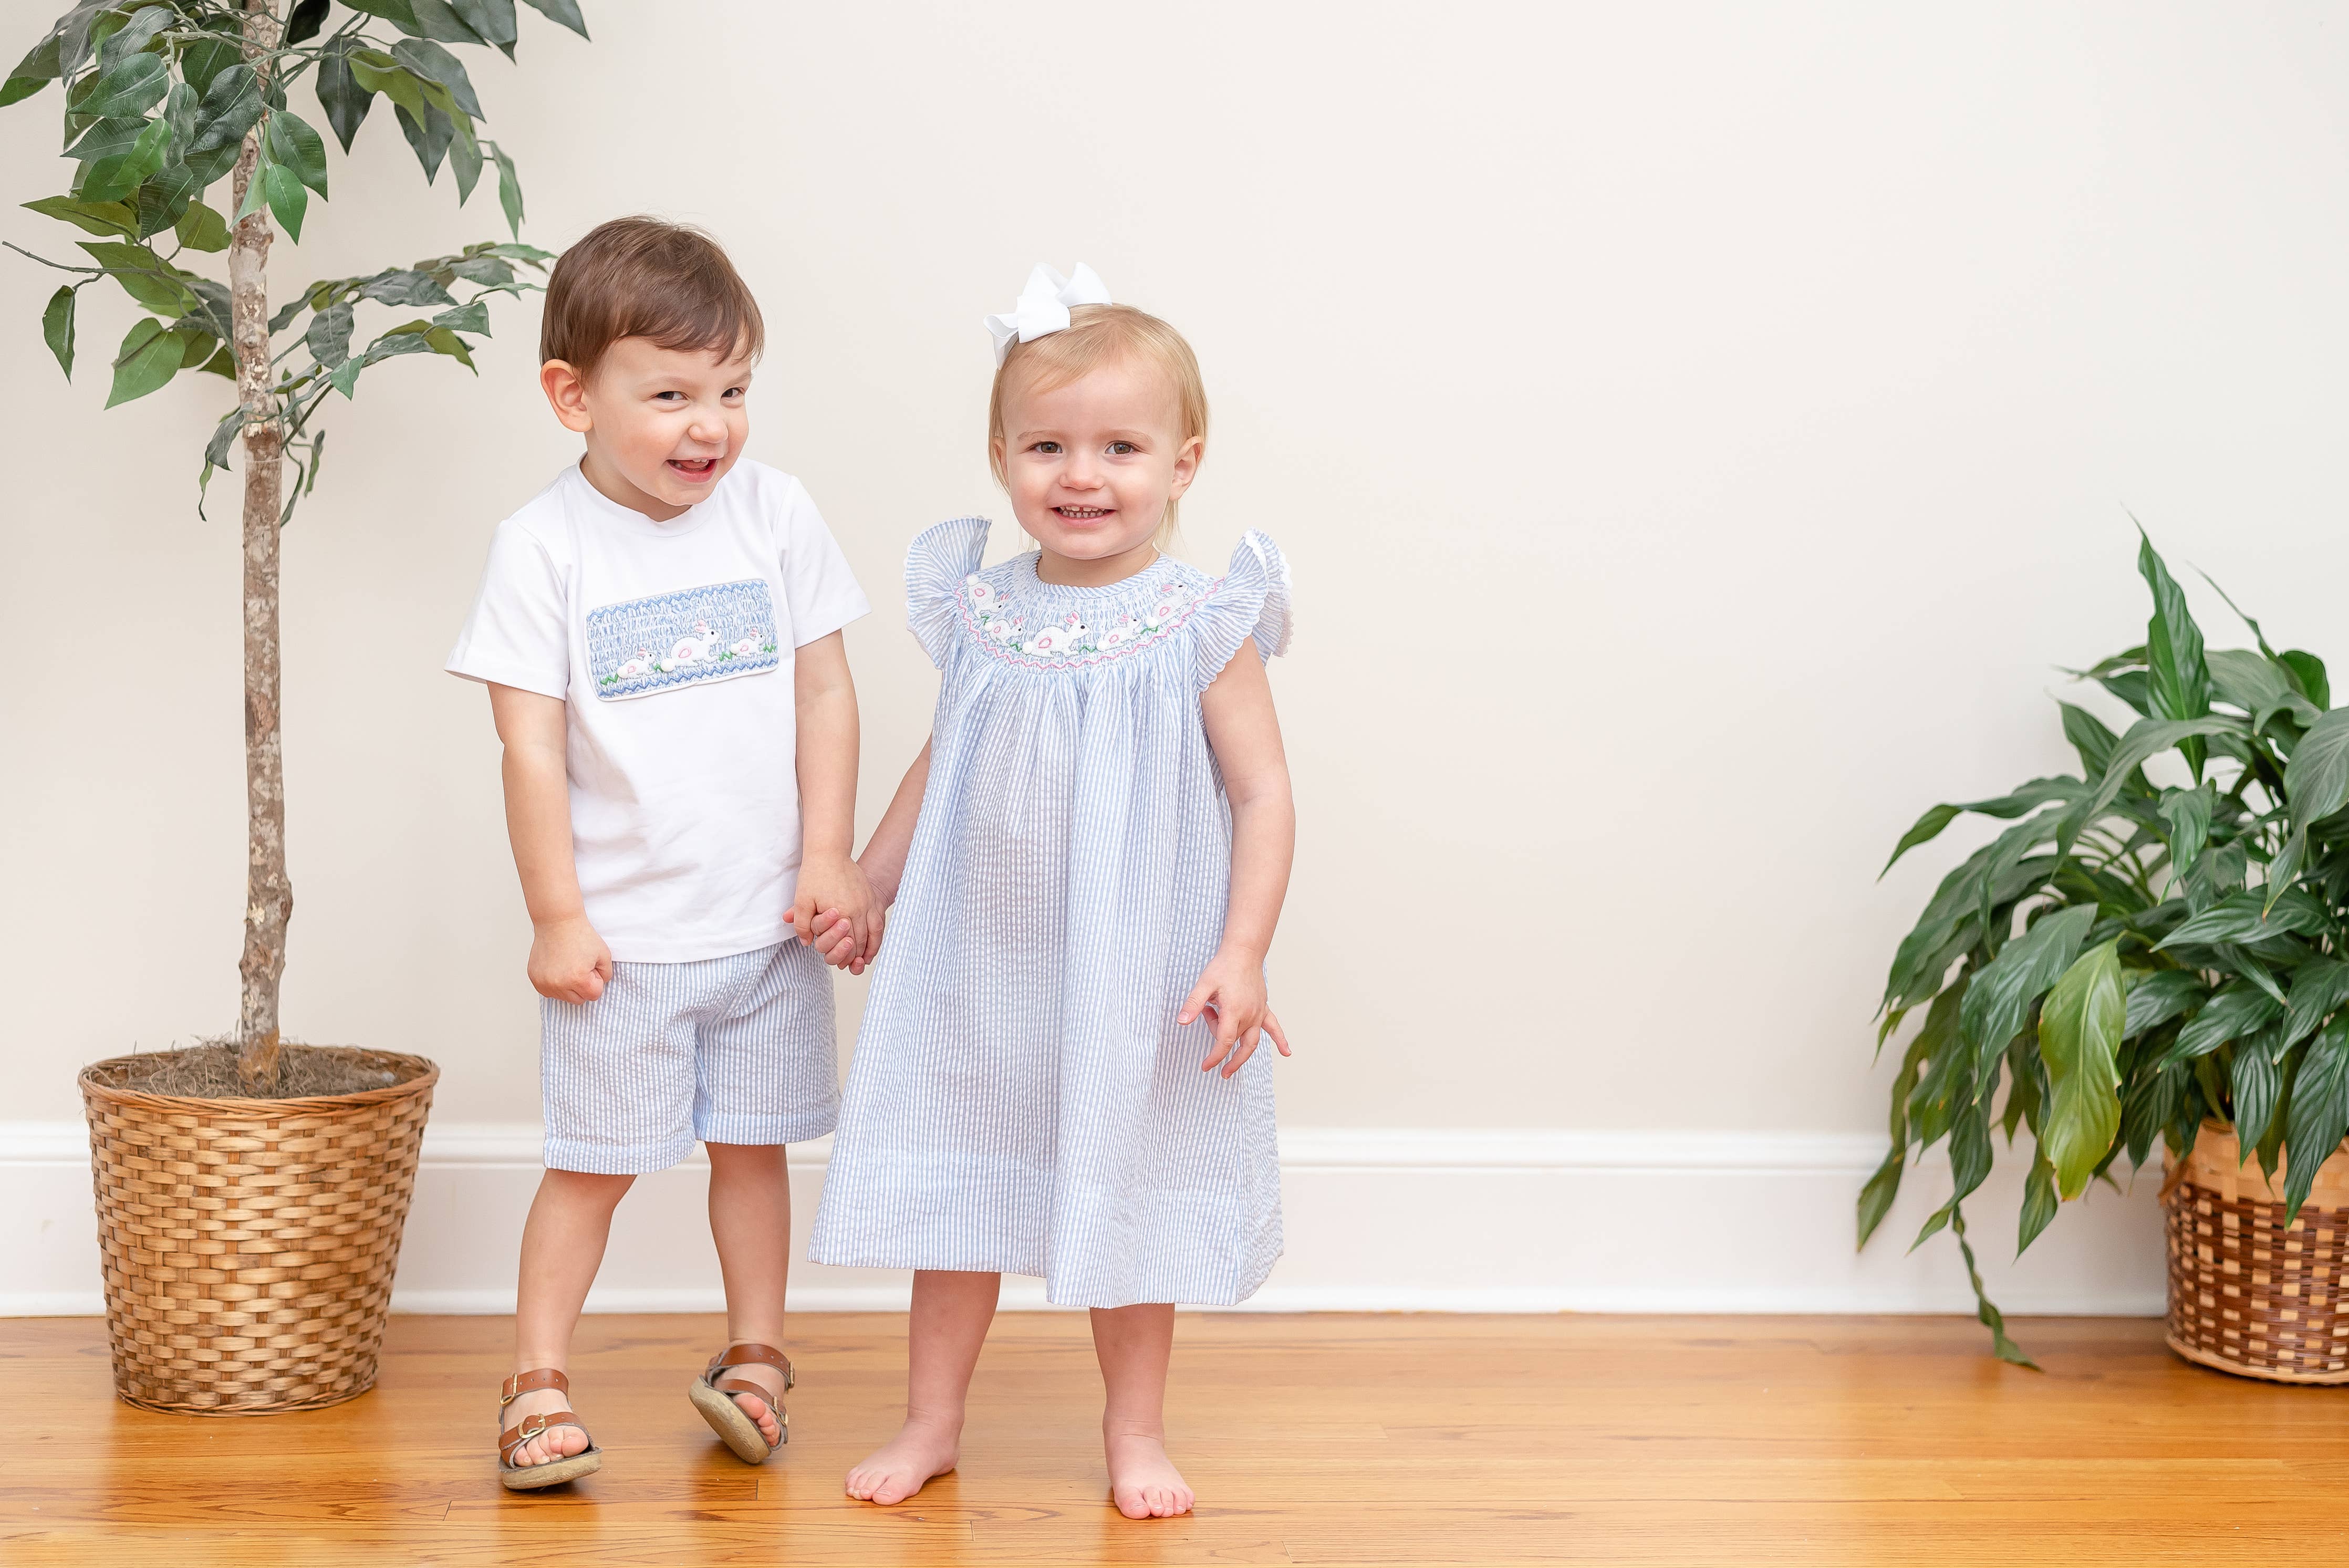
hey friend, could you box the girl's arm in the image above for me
[1184,649,1296,1077]
[487,683,611,1004]
[860,737,933,910]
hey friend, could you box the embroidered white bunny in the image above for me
[1095,611,1142,650]
[968,575,1006,617]
[985,613,1022,644]
[1145,584,1188,628]
[615,647,653,680]
[660,620,721,672]
[1024,613,1088,657]
[730,626,766,658]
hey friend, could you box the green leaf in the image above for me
[449,122,483,201]
[79,114,171,203]
[2157,887,2331,950]
[267,109,330,196]
[314,37,376,153]
[175,199,231,252]
[359,268,454,306]
[285,0,332,45]
[1959,905,2097,1072]
[184,65,264,188]
[450,0,518,53]
[2065,715,2247,855]
[2018,1145,2060,1253]
[1914,1099,1993,1251]
[22,194,136,236]
[2283,958,2349,1051]
[2123,969,2206,1037]
[40,286,75,378]
[423,324,476,368]
[518,0,590,36]
[390,37,485,118]
[2166,982,2281,1066]
[78,51,167,120]
[1879,777,2088,877]
[393,99,455,179]
[1856,1148,1904,1249]
[1951,1206,2037,1369]
[2137,527,2211,776]
[2039,939,2127,1199]
[330,357,366,398]
[260,160,307,241]
[104,317,183,407]
[432,298,491,335]
[2285,708,2349,834]
[491,138,522,237]
[95,4,174,75]
[410,0,491,44]
[76,239,194,315]
[349,50,432,118]
[307,301,355,367]
[2232,1039,2283,1153]
[2281,1015,2349,1224]
[2281,650,2331,710]
[1,28,63,107]
[2157,784,2212,885]
[2059,702,2119,779]
[179,33,240,97]
[343,0,427,31]
[2209,648,2319,732]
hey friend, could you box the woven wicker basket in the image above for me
[2164,1120,2349,1384]
[79,1048,438,1415]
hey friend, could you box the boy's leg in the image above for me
[847,1269,1000,1504]
[703,1140,792,1444]
[505,1169,636,1466]
[1092,1303,1191,1519]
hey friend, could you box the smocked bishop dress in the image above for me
[807,517,1292,1307]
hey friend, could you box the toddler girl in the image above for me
[805,264,1295,1519]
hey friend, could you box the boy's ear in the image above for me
[540,359,594,434]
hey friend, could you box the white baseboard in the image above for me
[0,1120,2166,1317]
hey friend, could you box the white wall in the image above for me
[5,2,2345,1312]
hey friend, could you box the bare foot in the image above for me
[846,1416,961,1505]
[718,1358,786,1449]
[501,1384,591,1469]
[1105,1427,1193,1519]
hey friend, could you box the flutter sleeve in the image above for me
[906,516,993,669]
[1190,530,1294,692]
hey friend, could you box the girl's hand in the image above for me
[791,856,874,967]
[806,860,894,975]
[528,915,612,1004]
[1179,948,1294,1078]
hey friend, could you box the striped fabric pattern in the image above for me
[808,520,1291,1308]
[541,940,839,1174]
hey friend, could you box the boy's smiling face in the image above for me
[542,336,753,521]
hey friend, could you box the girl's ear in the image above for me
[1167,433,1204,501]
[541,359,594,433]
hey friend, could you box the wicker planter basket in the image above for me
[2164,1119,2349,1384]
[79,1049,439,1415]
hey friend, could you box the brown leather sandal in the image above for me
[689,1342,795,1463]
[497,1367,602,1490]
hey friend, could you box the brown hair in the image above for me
[539,216,764,378]
[989,303,1209,544]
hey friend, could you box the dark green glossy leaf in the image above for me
[390,37,485,118]
[449,117,482,201]
[518,0,589,36]
[2182,839,2250,915]
[184,65,264,188]
[1951,1206,2036,1368]
[285,0,331,45]
[76,238,194,315]
[79,115,171,203]
[2066,716,2247,856]
[1915,1098,1993,1251]
[1,29,62,108]
[2232,1036,2283,1152]
[40,285,75,377]
[432,298,491,335]
[2157,783,2212,884]
[2157,887,2330,949]
[2018,1145,2059,1253]
[2124,969,2205,1037]
[409,0,491,43]
[393,99,455,179]
[268,109,330,196]
[1961,905,2095,1078]
[22,194,136,236]
[1881,777,2088,877]
[179,34,240,98]
[2283,957,2349,1050]
[491,137,521,236]
[2166,982,2281,1066]
[2281,1016,2349,1224]
[2098,669,2152,715]
[2281,650,2330,710]
[261,160,307,241]
[307,302,355,367]
[1856,1147,1904,1252]
[358,267,455,306]
[2286,708,2349,834]
[95,4,172,74]
[2059,702,2119,780]
[451,0,518,53]
[104,317,182,407]
[315,37,376,153]
[2122,1058,2184,1168]
[2139,528,2211,775]
[2209,648,2319,732]
[132,156,196,238]
[66,114,154,165]
[344,0,427,31]
[2040,939,2126,1198]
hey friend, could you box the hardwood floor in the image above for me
[1,1312,2342,1565]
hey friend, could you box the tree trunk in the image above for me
[231,0,286,1093]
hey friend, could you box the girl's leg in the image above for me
[846,1269,1000,1504]
[704,1141,793,1443]
[1092,1303,1191,1519]
[505,1168,636,1466]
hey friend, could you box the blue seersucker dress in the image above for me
[807,517,1292,1307]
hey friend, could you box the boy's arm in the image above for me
[487,683,611,1004]
[1182,649,1297,1077]
[808,736,930,975]
[790,630,874,961]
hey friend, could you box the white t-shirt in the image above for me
[447,460,870,962]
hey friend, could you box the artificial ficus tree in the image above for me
[1863,529,2349,1365]
[3,0,587,1088]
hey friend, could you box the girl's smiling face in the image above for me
[996,354,1201,579]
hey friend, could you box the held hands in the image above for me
[790,854,880,974]
[529,915,612,1004]
[1179,947,1293,1078]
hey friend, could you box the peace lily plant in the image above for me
[4,0,583,1089]
[1861,531,2349,1365]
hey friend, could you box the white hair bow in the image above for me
[985,263,1113,365]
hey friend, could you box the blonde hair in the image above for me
[988,303,1209,545]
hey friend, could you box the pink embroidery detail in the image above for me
[953,570,1225,671]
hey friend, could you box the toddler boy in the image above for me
[447,216,872,1487]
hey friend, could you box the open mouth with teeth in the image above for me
[667,456,720,481]
[1052,505,1113,522]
